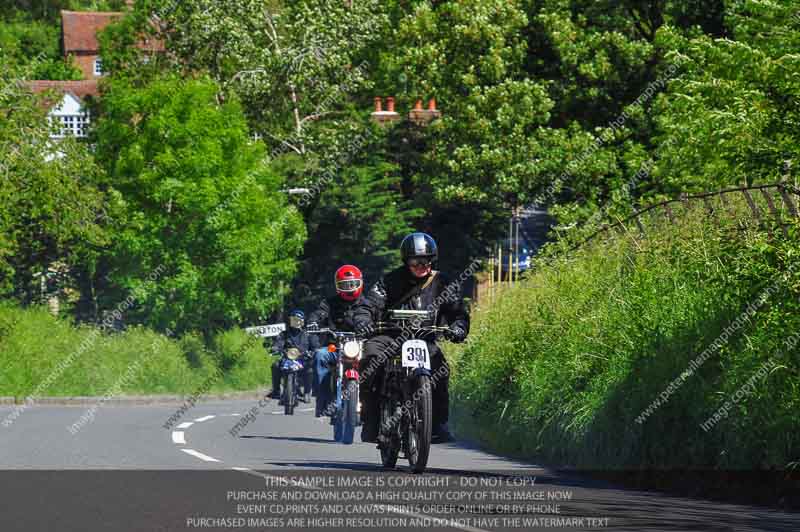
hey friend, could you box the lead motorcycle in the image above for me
[308,328,363,444]
[372,309,450,474]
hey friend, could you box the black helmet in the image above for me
[400,232,438,264]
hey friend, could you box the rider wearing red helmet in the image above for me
[307,265,365,416]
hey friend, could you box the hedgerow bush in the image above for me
[451,199,800,470]
[0,306,270,397]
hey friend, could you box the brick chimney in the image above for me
[370,96,400,125]
[408,97,441,126]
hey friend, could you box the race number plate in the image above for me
[401,339,431,370]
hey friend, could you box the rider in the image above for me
[268,309,313,402]
[307,265,365,417]
[354,232,469,444]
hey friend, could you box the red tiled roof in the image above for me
[61,10,165,54]
[26,80,100,100]
[61,11,123,53]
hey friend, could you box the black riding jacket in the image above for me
[353,266,469,337]
[271,327,311,358]
[307,295,364,348]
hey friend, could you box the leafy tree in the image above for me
[0,61,106,302]
[93,76,306,335]
[650,0,800,193]
[0,18,82,80]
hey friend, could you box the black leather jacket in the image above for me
[307,295,364,348]
[271,327,311,358]
[353,266,469,339]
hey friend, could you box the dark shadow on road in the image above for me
[240,435,339,444]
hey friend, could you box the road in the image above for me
[1,398,798,531]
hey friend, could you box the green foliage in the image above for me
[0,19,82,80]
[93,75,306,335]
[451,202,800,469]
[652,1,800,193]
[0,61,107,302]
[0,303,271,396]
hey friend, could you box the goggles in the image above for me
[406,257,432,267]
[336,279,363,292]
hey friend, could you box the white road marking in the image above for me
[194,415,215,422]
[231,467,252,472]
[171,431,186,445]
[176,422,193,429]
[181,448,220,462]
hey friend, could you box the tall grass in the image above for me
[451,199,800,470]
[0,306,271,397]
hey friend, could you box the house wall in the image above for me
[70,54,101,79]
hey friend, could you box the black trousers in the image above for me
[359,334,450,426]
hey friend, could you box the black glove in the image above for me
[445,325,467,343]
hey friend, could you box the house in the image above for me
[27,80,99,138]
[27,5,162,139]
[61,10,124,79]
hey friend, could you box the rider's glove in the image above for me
[446,325,467,343]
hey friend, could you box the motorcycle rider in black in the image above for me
[307,264,365,417]
[354,232,469,444]
[268,309,313,402]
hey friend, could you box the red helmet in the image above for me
[335,265,363,301]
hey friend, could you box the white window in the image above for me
[54,114,90,138]
[93,57,103,76]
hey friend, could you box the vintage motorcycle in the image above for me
[372,309,450,474]
[278,346,311,416]
[309,328,363,444]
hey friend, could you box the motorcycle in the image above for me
[278,347,311,416]
[308,328,363,444]
[371,309,450,474]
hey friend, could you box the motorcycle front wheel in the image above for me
[407,374,432,474]
[338,379,359,445]
[284,374,295,416]
[379,400,399,469]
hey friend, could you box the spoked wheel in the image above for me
[379,400,399,469]
[284,374,295,416]
[407,375,432,474]
[339,379,359,445]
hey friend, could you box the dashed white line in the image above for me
[176,422,193,429]
[181,448,220,462]
[171,431,186,445]
[194,415,216,423]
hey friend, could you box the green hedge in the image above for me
[0,306,270,397]
[451,202,800,470]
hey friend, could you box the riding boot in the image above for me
[360,396,379,443]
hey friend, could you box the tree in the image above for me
[93,76,306,335]
[650,0,800,193]
[0,61,107,302]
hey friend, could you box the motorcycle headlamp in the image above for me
[286,347,301,360]
[342,340,361,359]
